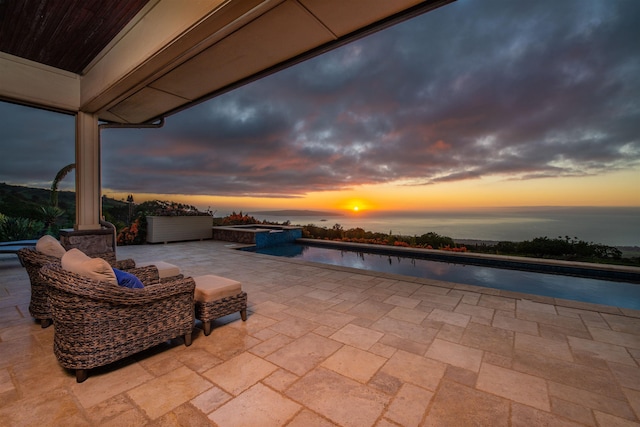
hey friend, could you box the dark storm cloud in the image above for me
[0,102,76,188]
[3,0,639,198]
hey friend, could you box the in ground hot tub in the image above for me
[212,224,302,248]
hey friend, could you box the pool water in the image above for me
[248,243,640,310]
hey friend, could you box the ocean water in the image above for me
[250,207,640,247]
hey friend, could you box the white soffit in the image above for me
[148,0,335,101]
[81,0,232,114]
[107,87,188,124]
[0,52,80,112]
[300,0,426,36]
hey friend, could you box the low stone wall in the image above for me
[212,228,257,245]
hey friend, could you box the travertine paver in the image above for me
[190,386,232,414]
[548,381,637,420]
[70,361,155,408]
[386,306,428,324]
[510,403,586,427]
[514,350,626,399]
[384,383,433,426]
[601,313,640,333]
[589,327,640,349]
[609,363,640,391]
[623,388,640,420]
[425,338,483,372]
[87,394,148,426]
[568,336,637,366]
[424,380,510,426]
[593,411,640,427]
[427,307,471,327]
[515,332,574,361]
[266,333,342,376]
[1,240,639,426]
[209,383,301,427]
[127,366,212,419]
[202,352,278,396]
[454,302,495,321]
[460,322,515,356]
[493,312,539,334]
[0,369,14,394]
[287,409,338,427]
[372,316,438,344]
[517,299,557,314]
[477,363,551,411]
[320,345,386,383]
[549,396,596,426]
[329,323,384,350]
[286,368,389,427]
[383,295,420,309]
[380,349,447,391]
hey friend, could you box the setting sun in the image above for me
[337,198,374,213]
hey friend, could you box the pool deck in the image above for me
[1,240,639,426]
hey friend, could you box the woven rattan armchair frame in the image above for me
[40,263,195,383]
[17,248,151,328]
[17,248,60,328]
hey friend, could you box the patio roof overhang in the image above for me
[0,0,454,124]
[0,0,455,231]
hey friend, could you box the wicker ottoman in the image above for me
[193,275,247,336]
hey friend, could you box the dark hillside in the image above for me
[0,183,73,219]
[0,183,130,228]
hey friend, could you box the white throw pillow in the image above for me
[61,248,117,285]
[35,235,67,258]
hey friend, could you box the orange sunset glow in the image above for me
[103,167,640,215]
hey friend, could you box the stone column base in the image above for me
[59,228,114,256]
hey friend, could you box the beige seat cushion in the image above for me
[193,275,242,302]
[36,235,66,258]
[61,248,117,285]
[138,261,180,279]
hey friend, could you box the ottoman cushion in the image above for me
[194,275,242,302]
[138,261,180,279]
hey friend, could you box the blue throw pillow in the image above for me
[113,268,144,289]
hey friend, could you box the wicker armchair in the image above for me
[40,263,195,383]
[17,248,145,328]
[17,248,60,328]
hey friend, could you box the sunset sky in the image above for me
[1,0,639,215]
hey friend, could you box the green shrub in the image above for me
[221,211,260,225]
[415,232,454,248]
[515,236,621,260]
[0,216,44,241]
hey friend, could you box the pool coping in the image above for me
[296,238,640,283]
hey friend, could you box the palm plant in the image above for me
[40,205,65,231]
[36,163,76,234]
[50,163,75,208]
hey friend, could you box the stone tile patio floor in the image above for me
[1,240,639,426]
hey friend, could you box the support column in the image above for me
[75,112,101,230]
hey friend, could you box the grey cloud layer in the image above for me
[3,0,639,197]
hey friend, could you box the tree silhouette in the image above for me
[50,163,75,207]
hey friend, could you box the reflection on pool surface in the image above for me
[248,243,640,310]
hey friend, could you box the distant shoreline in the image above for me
[249,209,342,217]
